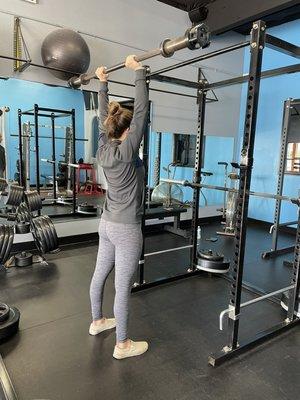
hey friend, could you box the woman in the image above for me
[89,55,149,360]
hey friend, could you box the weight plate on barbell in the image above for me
[2,226,14,265]
[198,249,224,262]
[15,252,33,267]
[0,303,10,323]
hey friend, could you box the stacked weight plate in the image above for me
[24,190,43,212]
[16,202,32,223]
[0,225,15,266]
[31,215,59,254]
[2,184,23,207]
[196,249,230,274]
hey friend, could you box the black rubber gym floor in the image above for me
[0,221,299,400]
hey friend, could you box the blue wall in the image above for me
[1,78,84,184]
[238,19,300,223]
[149,132,235,205]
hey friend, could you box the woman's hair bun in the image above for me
[108,101,122,117]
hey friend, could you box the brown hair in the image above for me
[104,101,133,140]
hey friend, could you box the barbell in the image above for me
[161,178,300,204]
[68,23,210,89]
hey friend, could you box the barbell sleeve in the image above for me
[68,23,210,89]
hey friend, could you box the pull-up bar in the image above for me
[68,24,210,89]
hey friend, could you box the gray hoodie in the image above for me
[97,68,148,224]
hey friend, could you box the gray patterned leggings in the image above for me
[90,218,143,342]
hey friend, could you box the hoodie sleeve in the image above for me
[97,81,109,152]
[116,68,148,162]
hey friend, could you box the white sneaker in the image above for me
[113,340,148,360]
[89,318,116,336]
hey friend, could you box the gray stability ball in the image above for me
[41,28,90,81]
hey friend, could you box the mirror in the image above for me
[0,77,132,219]
[286,103,300,174]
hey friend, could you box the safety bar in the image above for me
[219,285,295,331]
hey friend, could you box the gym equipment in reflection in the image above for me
[40,125,75,198]
[216,161,228,219]
[0,106,9,181]
[200,171,213,206]
[15,104,96,218]
[150,160,190,238]
[216,163,240,237]
[151,163,184,207]
[281,290,300,317]
[41,28,90,80]
[262,98,300,259]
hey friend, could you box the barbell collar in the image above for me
[187,23,210,50]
